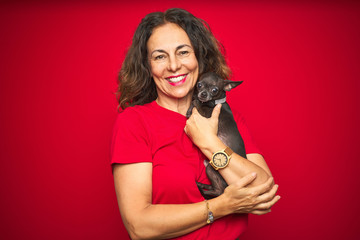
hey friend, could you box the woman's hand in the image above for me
[218,172,280,215]
[184,104,222,150]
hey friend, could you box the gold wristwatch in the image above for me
[209,147,233,170]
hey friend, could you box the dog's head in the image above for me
[196,72,243,103]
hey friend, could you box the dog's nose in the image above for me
[200,92,208,98]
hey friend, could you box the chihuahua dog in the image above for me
[186,72,246,199]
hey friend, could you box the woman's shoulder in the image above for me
[112,102,156,140]
[117,101,156,120]
[113,101,162,134]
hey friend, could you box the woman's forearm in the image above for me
[125,203,206,239]
[199,137,271,186]
[126,198,228,240]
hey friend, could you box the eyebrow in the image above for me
[150,44,193,56]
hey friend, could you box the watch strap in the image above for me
[224,147,233,158]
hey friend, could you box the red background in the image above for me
[1,1,359,239]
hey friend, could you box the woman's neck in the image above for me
[155,96,192,116]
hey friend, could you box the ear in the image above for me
[223,80,243,91]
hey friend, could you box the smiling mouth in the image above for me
[166,74,187,85]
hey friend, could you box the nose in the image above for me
[167,54,181,72]
[200,91,208,98]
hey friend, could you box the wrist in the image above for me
[208,194,232,220]
[199,137,227,160]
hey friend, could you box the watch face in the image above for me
[213,152,228,168]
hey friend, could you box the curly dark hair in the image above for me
[117,8,231,110]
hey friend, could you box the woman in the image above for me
[111,8,280,240]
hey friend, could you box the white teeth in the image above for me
[167,75,186,83]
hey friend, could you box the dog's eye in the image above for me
[197,82,203,88]
[211,87,218,94]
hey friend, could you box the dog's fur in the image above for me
[186,72,246,199]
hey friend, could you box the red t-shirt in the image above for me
[111,101,262,240]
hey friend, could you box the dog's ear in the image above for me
[223,80,243,91]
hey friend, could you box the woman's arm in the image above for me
[247,153,272,177]
[113,162,207,239]
[113,162,278,240]
[184,104,272,186]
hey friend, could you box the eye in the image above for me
[211,87,219,94]
[197,82,203,88]
[178,50,189,56]
[177,49,191,58]
[152,54,167,61]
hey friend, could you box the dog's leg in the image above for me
[196,165,228,199]
[186,101,195,118]
[196,182,214,190]
[196,182,215,200]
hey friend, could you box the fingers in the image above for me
[191,106,199,114]
[253,195,281,211]
[228,175,280,215]
[234,172,257,188]
[211,104,222,119]
[250,176,274,196]
[250,209,272,215]
[256,184,279,203]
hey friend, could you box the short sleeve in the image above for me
[233,112,263,156]
[110,109,152,165]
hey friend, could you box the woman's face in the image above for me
[147,23,199,102]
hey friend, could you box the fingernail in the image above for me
[251,172,257,177]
